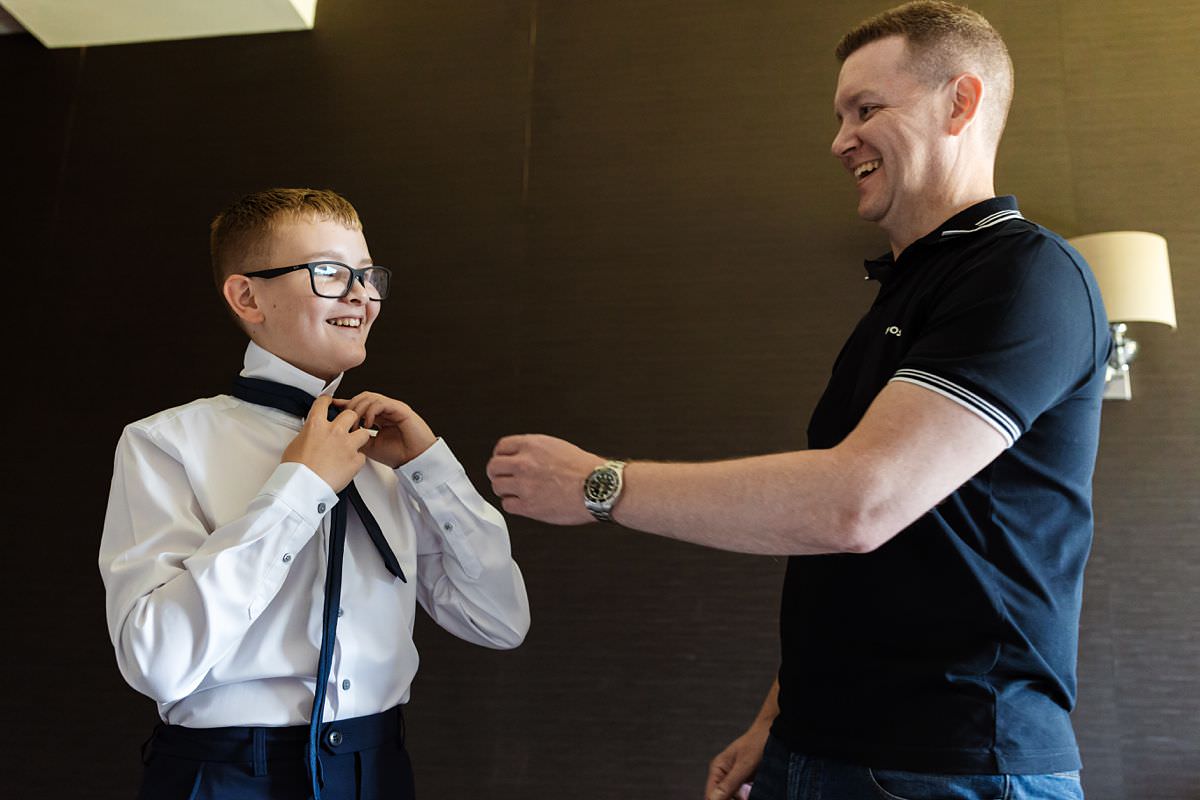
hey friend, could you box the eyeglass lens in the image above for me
[312,263,389,300]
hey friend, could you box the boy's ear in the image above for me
[222,274,267,325]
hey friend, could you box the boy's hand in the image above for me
[281,395,372,493]
[333,392,437,469]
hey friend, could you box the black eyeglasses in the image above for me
[242,261,391,301]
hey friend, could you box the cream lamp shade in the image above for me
[1068,231,1177,328]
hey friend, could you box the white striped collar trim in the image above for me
[941,209,1024,238]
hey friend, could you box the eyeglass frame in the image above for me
[240,261,392,300]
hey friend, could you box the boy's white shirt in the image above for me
[99,341,530,727]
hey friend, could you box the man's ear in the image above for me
[222,274,266,325]
[947,72,984,136]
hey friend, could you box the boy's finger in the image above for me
[370,398,398,425]
[333,395,372,411]
[336,392,373,407]
[308,395,334,423]
[333,407,362,430]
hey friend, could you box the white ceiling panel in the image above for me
[1,0,316,48]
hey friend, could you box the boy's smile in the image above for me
[242,216,381,382]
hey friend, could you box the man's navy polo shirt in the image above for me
[772,196,1110,774]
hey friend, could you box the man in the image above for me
[488,2,1106,799]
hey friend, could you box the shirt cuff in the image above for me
[259,461,341,526]
[396,439,487,579]
[396,438,460,495]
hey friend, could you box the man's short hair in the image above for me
[836,1,1014,148]
[210,188,363,290]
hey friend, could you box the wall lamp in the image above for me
[1068,231,1177,400]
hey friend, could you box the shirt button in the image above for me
[317,502,327,513]
[282,553,292,564]
[342,679,351,691]
[337,607,344,618]
[411,471,423,483]
[442,521,454,532]
[327,730,343,747]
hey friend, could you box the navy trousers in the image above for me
[138,706,415,800]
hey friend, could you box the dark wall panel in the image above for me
[2,1,1197,798]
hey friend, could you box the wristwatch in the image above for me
[583,460,627,522]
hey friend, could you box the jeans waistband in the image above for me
[144,705,405,766]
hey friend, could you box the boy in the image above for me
[99,188,530,799]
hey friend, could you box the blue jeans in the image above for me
[749,734,1084,800]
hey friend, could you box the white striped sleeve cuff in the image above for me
[890,368,1021,447]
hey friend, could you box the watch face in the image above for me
[584,467,620,502]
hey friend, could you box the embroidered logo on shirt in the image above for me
[884,326,903,337]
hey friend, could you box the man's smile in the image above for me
[854,159,882,181]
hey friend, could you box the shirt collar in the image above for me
[863,253,897,284]
[239,341,344,398]
[862,196,1023,283]
[935,195,1022,239]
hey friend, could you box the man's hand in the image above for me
[332,392,437,469]
[281,395,373,492]
[486,435,603,525]
[705,720,770,800]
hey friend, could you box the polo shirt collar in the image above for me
[935,195,1022,239]
[240,340,344,398]
[863,254,896,283]
[863,196,1023,283]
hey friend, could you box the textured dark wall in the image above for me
[2,1,1197,798]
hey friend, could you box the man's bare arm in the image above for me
[488,381,1006,555]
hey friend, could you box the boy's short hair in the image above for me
[836,1,1013,148]
[210,188,363,290]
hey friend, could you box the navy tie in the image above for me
[230,376,406,799]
